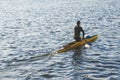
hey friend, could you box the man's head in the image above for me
[77,21,80,26]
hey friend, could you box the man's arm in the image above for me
[81,28,85,38]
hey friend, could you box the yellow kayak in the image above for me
[57,35,98,53]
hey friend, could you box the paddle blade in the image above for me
[84,42,92,48]
[85,44,90,48]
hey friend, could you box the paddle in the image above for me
[83,38,91,48]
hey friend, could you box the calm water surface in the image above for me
[0,0,120,80]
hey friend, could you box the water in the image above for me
[0,0,120,80]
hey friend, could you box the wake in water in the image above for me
[1,53,52,67]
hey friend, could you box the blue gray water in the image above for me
[0,0,120,80]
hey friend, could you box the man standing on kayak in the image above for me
[74,21,85,42]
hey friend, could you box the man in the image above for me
[74,21,85,42]
[63,21,85,48]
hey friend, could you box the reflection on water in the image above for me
[72,49,83,66]
[72,49,89,80]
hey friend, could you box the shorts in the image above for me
[74,37,81,42]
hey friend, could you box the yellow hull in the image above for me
[57,35,98,53]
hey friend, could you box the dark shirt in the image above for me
[74,26,85,39]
